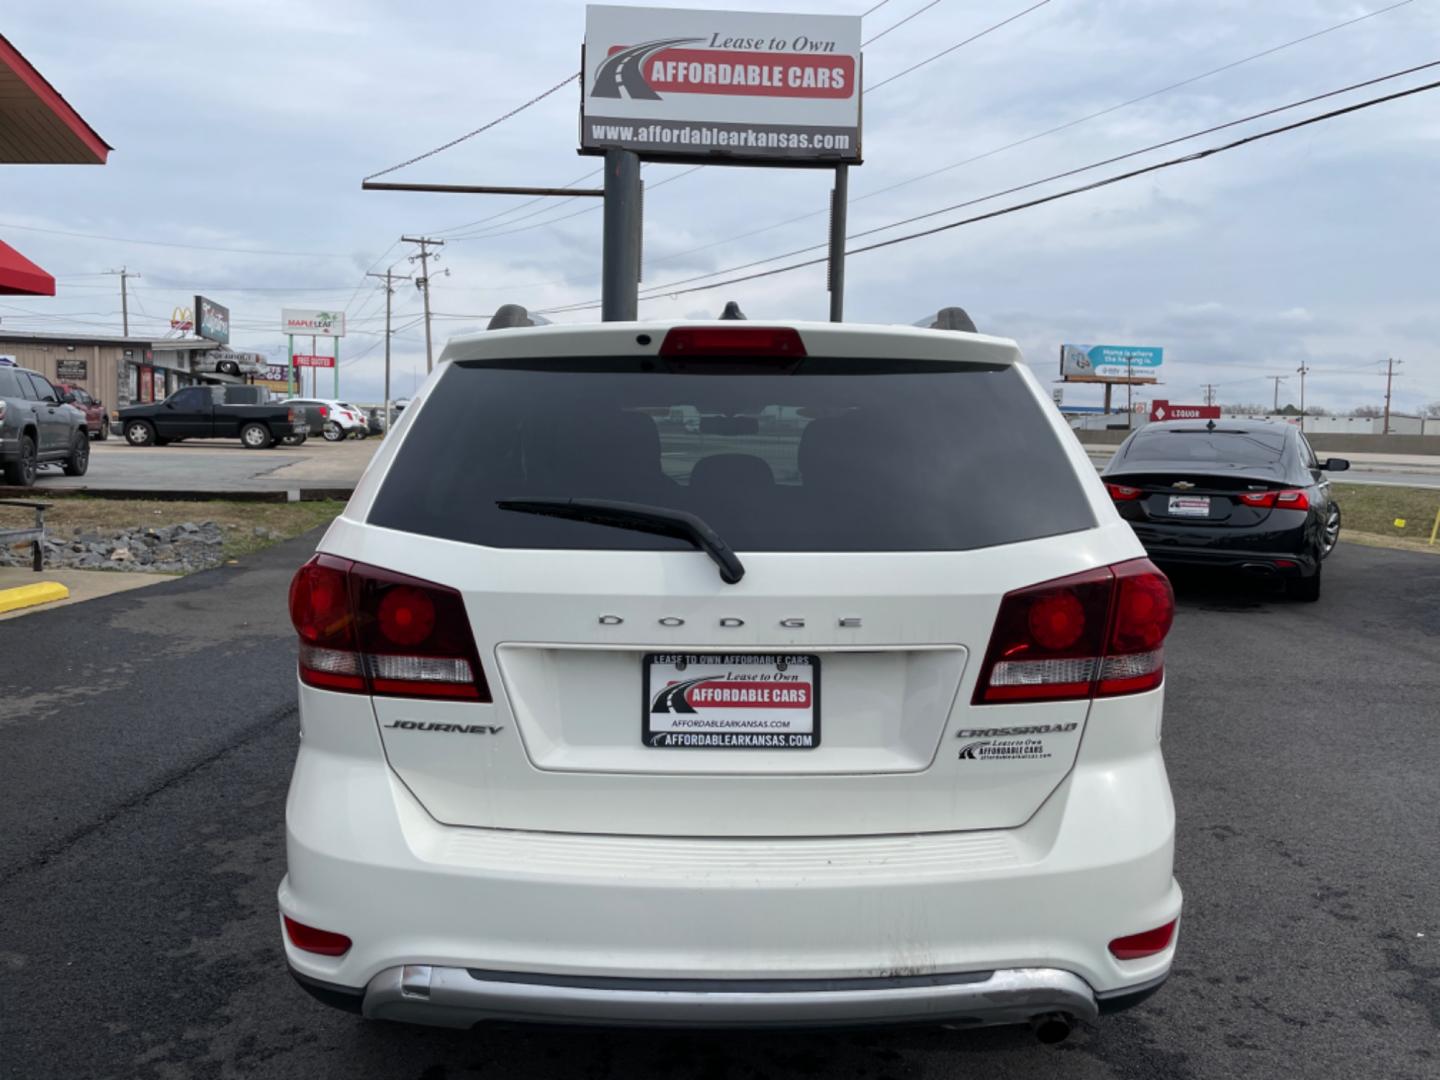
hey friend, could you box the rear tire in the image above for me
[3,433,37,486]
[63,430,90,476]
[95,421,109,441]
[322,421,344,443]
[241,422,273,450]
[1286,563,1321,602]
[1321,504,1341,558]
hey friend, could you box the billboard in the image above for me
[1060,344,1163,382]
[282,308,346,337]
[194,295,230,344]
[580,5,862,165]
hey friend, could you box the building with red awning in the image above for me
[0,32,111,296]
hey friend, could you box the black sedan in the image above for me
[1102,419,1347,601]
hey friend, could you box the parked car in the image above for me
[283,398,366,442]
[363,407,386,436]
[221,385,318,445]
[119,385,307,450]
[0,361,89,486]
[55,382,109,440]
[1102,418,1346,601]
[279,316,1181,1040]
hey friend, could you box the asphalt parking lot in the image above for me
[20,436,377,494]
[0,536,1435,1080]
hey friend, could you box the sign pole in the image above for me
[311,335,317,397]
[332,336,340,398]
[601,148,642,322]
[828,164,848,323]
[287,335,295,396]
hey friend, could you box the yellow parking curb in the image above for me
[0,581,70,614]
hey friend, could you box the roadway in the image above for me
[1,534,1436,1079]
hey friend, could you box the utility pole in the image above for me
[1268,375,1287,413]
[1201,383,1218,407]
[367,268,410,431]
[107,267,140,336]
[1383,357,1403,435]
[401,236,444,373]
[1296,363,1310,431]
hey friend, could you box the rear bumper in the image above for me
[279,689,1180,1026]
[1138,542,1316,575]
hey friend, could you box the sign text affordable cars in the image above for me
[281,308,346,338]
[581,4,861,165]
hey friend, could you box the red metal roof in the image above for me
[0,34,110,164]
[0,238,55,295]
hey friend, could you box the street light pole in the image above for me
[1296,363,1310,431]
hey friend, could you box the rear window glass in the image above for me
[367,357,1095,552]
[0,370,20,397]
[1121,428,1288,467]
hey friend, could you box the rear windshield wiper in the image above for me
[495,498,745,584]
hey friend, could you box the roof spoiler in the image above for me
[487,304,552,330]
[915,307,978,333]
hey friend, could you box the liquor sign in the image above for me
[1149,400,1220,422]
[282,308,346,337]
[1060,344,1163,382]
[293,354,335,369]
[580,5,862,165]
[194,295,230,344]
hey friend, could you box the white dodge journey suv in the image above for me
[278,317,1181,1042]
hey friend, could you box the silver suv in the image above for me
[0,361,89,487]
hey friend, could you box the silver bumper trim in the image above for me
[361,964,1101,1030]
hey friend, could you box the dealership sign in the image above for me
[194,295,230,344]
[282,308,346,337]
[1149,400,1219,422]
[581,5,862,164]
[1060,344,1163,382]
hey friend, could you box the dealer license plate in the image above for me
[1168,495,1211,518]
[643,653,820,750]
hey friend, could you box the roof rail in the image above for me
[719,301,747,320]
[916,307,978,333]
[487,304,551,330]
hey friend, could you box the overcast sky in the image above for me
[2,0,1437,412]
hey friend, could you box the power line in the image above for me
[863,0,947,47]
[542,61,1440,312]
[444,0,1055,246]
[363,71,581,182]
[866,0,1054,93]
[518,0,1424,290]
[0,221,346,258]
[538,76,1440,311]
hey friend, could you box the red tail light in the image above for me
[283,915,352,957]
[288,555,490,701]
[1238,489,1310,510]
[659,326,807,358]
[1109,919,1177,960]
[318,405,329,418]
[1105,483,1143,501]
[973,559,1173,704]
